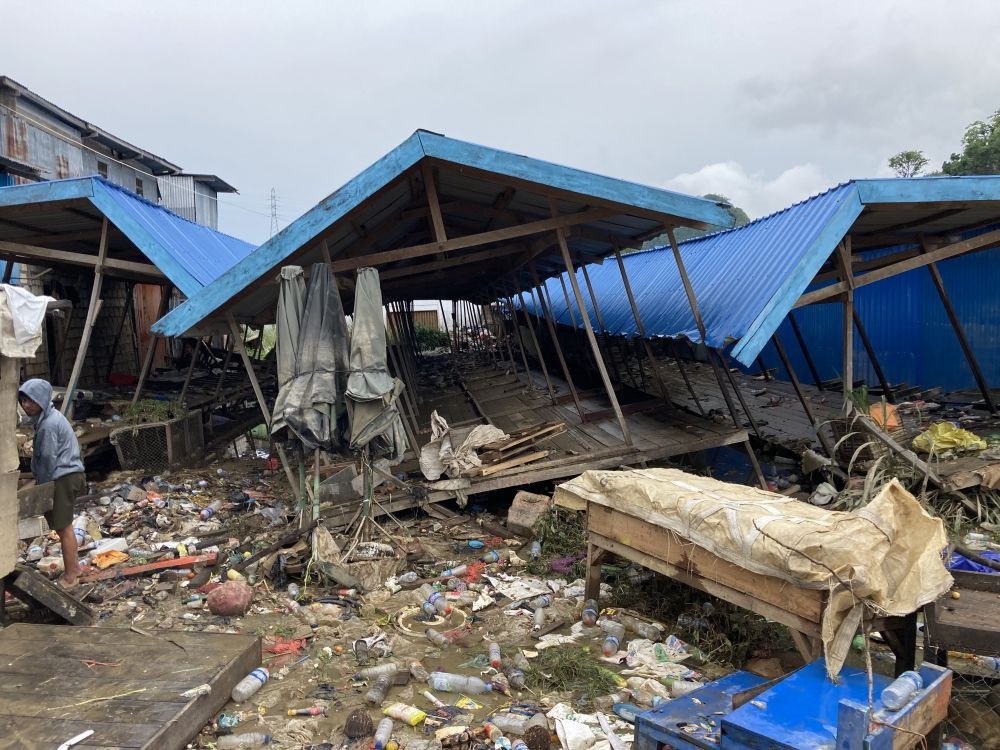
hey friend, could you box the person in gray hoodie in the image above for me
[18,378,86,587]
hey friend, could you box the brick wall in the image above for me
[18,265,141,387]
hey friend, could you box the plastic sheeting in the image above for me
[346,267,407,463]
[555,467,952,677]
[281,263,350,452]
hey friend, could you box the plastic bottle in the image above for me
[441,563,468,577]
[408,659,430,681]
[484,724,505,743]
[357,663,399,680]
[374,718,394,750]
[676,614,709,631]
[664,679,701,697]
[398,571,419,584]
[510,650,530,671]
[451,591,478,607]
[287,582,299,598]
[422,689,446,708]
[532,607,546,630]
[503,664,526,690]
[512,741,528,750]
[581,599,599,627]
[428,591,451,615]
[366,672,394,705]
[530,594,552,609]
[620,614,665,642]
[421,601,438,618]
[447,577,468,592]
[487,713,546,736]
[480,550,508,564]
[529,541,541,560]
[416,583,437,601]
[593,689,633,711]
[881,670,924,711]
[199,499,223,521]
[425,628,450,648]
[287,706,325,716]
[383,702,427,726]
[488,642,502,669]
[231,667,269,703]
[974,655,1000,674]
[426,672,492,694]
[217,733,271,749]
[354,639,370,665]
[602,634,622,656]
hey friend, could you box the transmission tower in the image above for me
[269,187,280,237]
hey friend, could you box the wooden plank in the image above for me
[476,450,550,477]
[589,530,822,638]
[587,503,825,624]
[77,553,217,583]
[0,239,165,282]
[0,715,160,749]
[0,692,184,723]
[481,421,565,452]
[11,567,96,625]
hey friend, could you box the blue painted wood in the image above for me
[730,185,864,366]
[856,176,1000,205]
[723,660,894,750]
[0,176,94,206]
[417,131,734,229]
[153,132,426,336]
[863,663,951,750]
[835,699,868,749]
[634,671,767,750]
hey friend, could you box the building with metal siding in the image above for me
[0,76,235,229]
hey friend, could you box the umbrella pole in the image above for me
[313,448,321,522]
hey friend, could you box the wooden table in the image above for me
[584,500,917,669]
[924,568,1000,665]
[0,624,259,750]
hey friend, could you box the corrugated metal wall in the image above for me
[754,246,1000,393]
[193,181,218,228]
[157,175,197,221]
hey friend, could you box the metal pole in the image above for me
[788,311,823,389]
[852,308,894,403]
[772,333,838,458]
[515,285,556,400]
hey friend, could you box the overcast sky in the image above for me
[5,1,1000,243]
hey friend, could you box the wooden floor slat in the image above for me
[0,624,260,750]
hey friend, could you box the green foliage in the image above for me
[527,645,622,699]
[122,399,181,423]
[412,324,450,352]
[942,109,1000,175]
[888,150,929,177]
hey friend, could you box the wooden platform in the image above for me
[423,364,748,502]
[0,624,260,750]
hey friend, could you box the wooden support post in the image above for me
[384,310,422,445]
[178,337,204,408]
[552,219,632,445]
[717,350,764,440]
[772,333,838,458]
[438,299,455,354]
[852,308,893,402]
[1,255,14,283]
[557,271,587,348]
[673,343,707,417]
[105,281,135,382]
[211,335,236,404]
[131,283,173,406]
[835,239,855,410]
[921,239,996,413]
[62,218,109,419]
[614,249,673,407]
[756,355,772,380]
[788,311,823,389]
[581,263,623,385]
[506,294,533,380]
[529,264,584,418]
[515,285,556,400]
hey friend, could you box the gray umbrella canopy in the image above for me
[346,267,408,463]
[270,266,306,435]
[280,263,351,452]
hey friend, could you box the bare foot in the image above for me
[56,575,79,589]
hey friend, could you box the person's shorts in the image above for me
[46,472,86,531]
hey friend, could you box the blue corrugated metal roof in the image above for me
[153,130,734,336]
[523,182,861,357]
[89,178,256,294]
[522,175,1000,367]
[0,176,256,296]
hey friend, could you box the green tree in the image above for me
[641,194,750,249]
[887,150,928,177]
[942,109,1000,175]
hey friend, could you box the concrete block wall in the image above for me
[18,265,140,387]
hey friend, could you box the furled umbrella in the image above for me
[269,266,306,436]
[281,262,351,453]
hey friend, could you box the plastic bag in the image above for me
[912,422,987,453]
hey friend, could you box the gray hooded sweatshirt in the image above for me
[20,378,85,483]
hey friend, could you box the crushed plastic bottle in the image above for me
[217,733,271,749]
[374,718,394,750]
[409,659,430,681]
[357,663,399,680]
[487,713,547,736]
[480,550,508,564]
[199,499,223,521]
[231,667,269,703]
[676,613,709,631]
[441,563,468,577]
[529,541,541,560]
[426,672,492,694]
[287,582,299,598]
[398,571,419,584]
[488,642,502,669]
[365,672,394,705]
[532,607,546,630]
[593,689,633,711]
[447,577,467,592]
[425,628,450,648]
[530,594,552,608]
[354,639,370,666]
[581,599,599,627]
[974,655,1000,674]
[881,671,923,711]
[664,678,701,697]
[503,663,526,690]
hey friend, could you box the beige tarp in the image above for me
[555,468,952,676]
